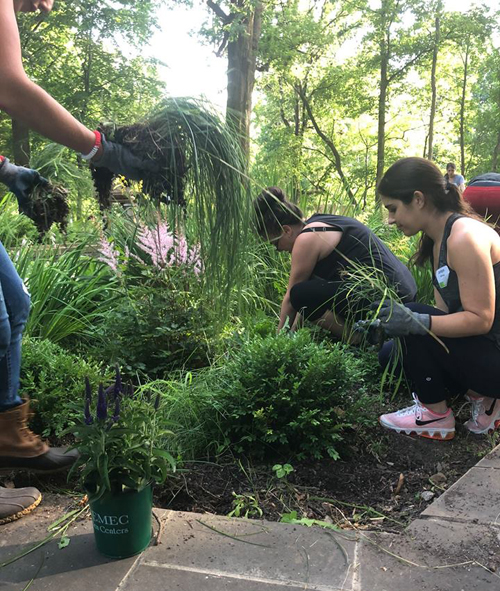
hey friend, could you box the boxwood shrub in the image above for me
[212,329,369,460]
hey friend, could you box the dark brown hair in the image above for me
[253,186,304,238]
[378,157,479,266]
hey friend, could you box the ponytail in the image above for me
[253,187,304,238]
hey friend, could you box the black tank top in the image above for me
[431,213,500,348]
[301,213,417,302]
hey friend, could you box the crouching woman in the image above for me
[253,187,416,339]
[376,157,500,440]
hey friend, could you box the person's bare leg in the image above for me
[313,310,362,344]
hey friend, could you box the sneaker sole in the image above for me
[0,492,42,526]
[466,417,500,436]
[379,417,455,441]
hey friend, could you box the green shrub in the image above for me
[211,329,370,460]
[88,283,216,378]
[20,337,108,437]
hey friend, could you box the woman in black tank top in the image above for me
[374,157,500,441]
[253,187,416,341]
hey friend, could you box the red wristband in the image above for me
[81,131,102,161]
[0,155,5,163]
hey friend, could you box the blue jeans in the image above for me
[0,240,30,411]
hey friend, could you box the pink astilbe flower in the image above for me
[187,244,204,276]
[97,236,120,273]
[137,221,175,269]
[169,235,189,266]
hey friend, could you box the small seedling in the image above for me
[272,463,294,479]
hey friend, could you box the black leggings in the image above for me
[290,279,369,322]
[379,303,500,404]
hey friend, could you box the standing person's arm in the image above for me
[277,234,321,332]
[0,0,96,155]
[0,0,158,179]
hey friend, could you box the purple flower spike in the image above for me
[84,398,93,425]
[154,393,161,410]
[96,383,108,421]
[112,396,120,423]
[85,377,92,402]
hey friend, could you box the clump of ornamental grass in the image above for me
[91,97,251,313]
[67,366,176,501]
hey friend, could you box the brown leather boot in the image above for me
[0,400,78,474]
[0,486,42,525]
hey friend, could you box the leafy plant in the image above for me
[88,219,217,376]
[20,336,106,437]
[228,492,263,519]
[68,369,177,501]
[211,329,368,460]
[272,463,294,479]
[14,240,119,345]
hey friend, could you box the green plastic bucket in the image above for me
[89,485,153,558]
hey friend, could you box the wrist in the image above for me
[81,131,102,161]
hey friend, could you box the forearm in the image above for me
[0,74,95,154]
[277,292,297,332]
[429,310,492,338]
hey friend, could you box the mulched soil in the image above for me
[155,418,497,533]
[3,402,497,535]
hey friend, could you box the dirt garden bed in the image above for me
[155,421,495,533]
[3,401,496,535]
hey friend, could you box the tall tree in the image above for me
[426,1,442,161]
[363,0,432,192]
[446,9,492,175]
[206,0,264,164]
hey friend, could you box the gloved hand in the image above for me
[352,318,386,348]
[0,158,48,215]
[372,300,431,337]
[92,134,159,181]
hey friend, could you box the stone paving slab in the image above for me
[419,467,500,525]
[120,564,345,591]
[0,493,138,591]
[475,445,500,469]
[407,517,500,568]
[139,510,357,591]
[355,531,499,591]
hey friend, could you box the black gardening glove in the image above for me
[0,158,49,215]
[372,300,431,337]
[92,134,159,181]
[352,318,387,348]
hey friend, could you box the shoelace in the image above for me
[395,393,424,419]
[470,397,485,424]
[20,425,38,443]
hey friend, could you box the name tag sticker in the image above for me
[436,265,450,288]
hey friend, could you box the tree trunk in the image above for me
[427,11,441,161]
[226,0,263,165]
[459,41,470,175]
[11,118,31,166]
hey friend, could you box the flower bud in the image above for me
[96,383,108,420]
